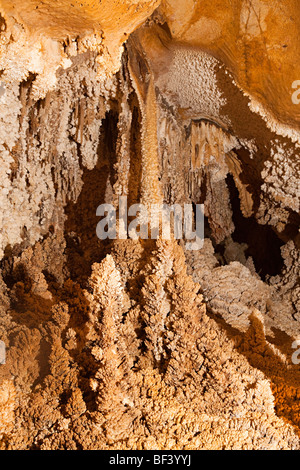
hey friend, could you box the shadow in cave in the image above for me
[1,260,54,328]
[127,100,143,208]
[64,108,119,286]
[225,174,284,280]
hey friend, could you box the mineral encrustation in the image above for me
[0,0,299,450]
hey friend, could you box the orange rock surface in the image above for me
[0,0,299,451]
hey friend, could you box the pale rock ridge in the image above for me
[0,0,299,451]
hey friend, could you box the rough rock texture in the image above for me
[0,0,160,96]
[0,0,299,451]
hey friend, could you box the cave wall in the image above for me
[0,0,299,451]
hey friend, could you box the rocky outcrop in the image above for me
[0,0,299,450]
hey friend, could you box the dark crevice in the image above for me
[128,95,143,208]
[226,174,284,280]
[64,108,119,286]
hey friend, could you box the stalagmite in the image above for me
[0,0,299,451]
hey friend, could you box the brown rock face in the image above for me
[160,0,300,130]
[0,0,299,450]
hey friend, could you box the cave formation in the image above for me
[0,0,300,450]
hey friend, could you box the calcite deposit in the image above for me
[0,0,299,450]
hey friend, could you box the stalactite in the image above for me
[128,66,163,211]
[0,0,300,451]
